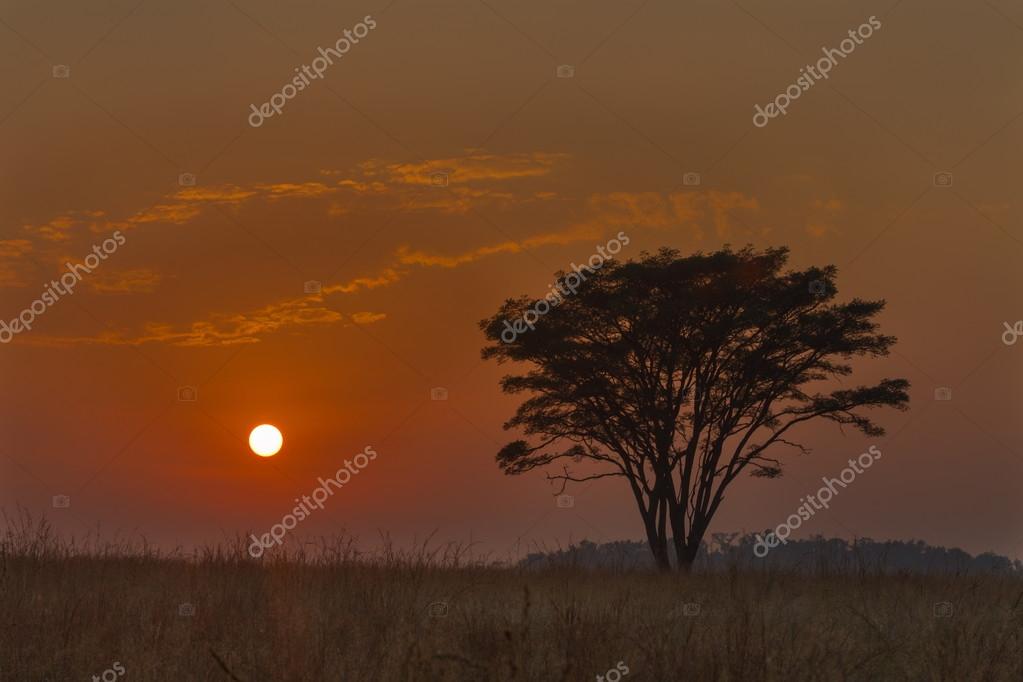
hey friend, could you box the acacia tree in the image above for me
[480,246,909,572]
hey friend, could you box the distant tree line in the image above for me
[520,534,1022,575]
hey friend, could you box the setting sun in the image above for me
[248,424,283,457]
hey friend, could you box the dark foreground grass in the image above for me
[2,516,1022,681]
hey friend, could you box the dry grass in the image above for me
[2,513,1022,681]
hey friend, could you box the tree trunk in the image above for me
[674,518,706,573]
[675,542,699,573]
[643,515,672,572]
[651,541,672,572]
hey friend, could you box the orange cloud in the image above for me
[379,151,567,186]
[351,311,386,324]
[401,186,517,214]
[24,210,106,241]
[706,191,760,237]
[335,179,388,193]
[26,152,569,246]
[88,268,164,294]
[172,186,258,203]
[256,182,337,200]
[587,189,761,238]
[109,202,202,231]
[806,197,845,238]
[395,225,601,268]
[0,239,33,287]
[0,239,33,258]
[22,296,385,348]
[321,268,403,295]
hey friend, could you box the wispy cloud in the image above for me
[16,151,570,256]
[806,197,845,238]
[0,239,33,287]
[363,151,567,186]
[256,182,337,200]
[24,210,106,242]
[321,268,403,295]
[10,153,767,349]
[87,268,164,294]
[22,295,386,348]
[586,189,761,238]
[395,225,601,268]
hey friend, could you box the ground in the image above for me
[3,531,1022,681]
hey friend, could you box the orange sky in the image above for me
[2,0,1022,559]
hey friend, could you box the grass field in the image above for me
[3,516,1022,681]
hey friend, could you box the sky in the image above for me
[1,0,1022,561]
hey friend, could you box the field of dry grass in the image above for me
[3,516,1022,681]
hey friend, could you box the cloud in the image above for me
[327,152,570,214]
[256,182,337,200]
[395,225,602,268]
[172,186,259,204]
[351,311,386,324]
[0,239,33,287]
[23,151,569,252]
[13,158,769,349]
[81,183,337,235]
[109,202,202,231]
[321,268,403,295]
[334,179,388,193]
[161,297,348,347]
[400,186,517,214]
[806,197,845,238]
[22,295,386,348]
[586,189,761,238]
[373,151,567,186]
[0,239,33,259]
[706,191,760,237]
[87,268,164,294]
[24,210,106,241]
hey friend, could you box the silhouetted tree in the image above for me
[480,246,909,572]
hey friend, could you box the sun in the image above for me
[248,424,283,457]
